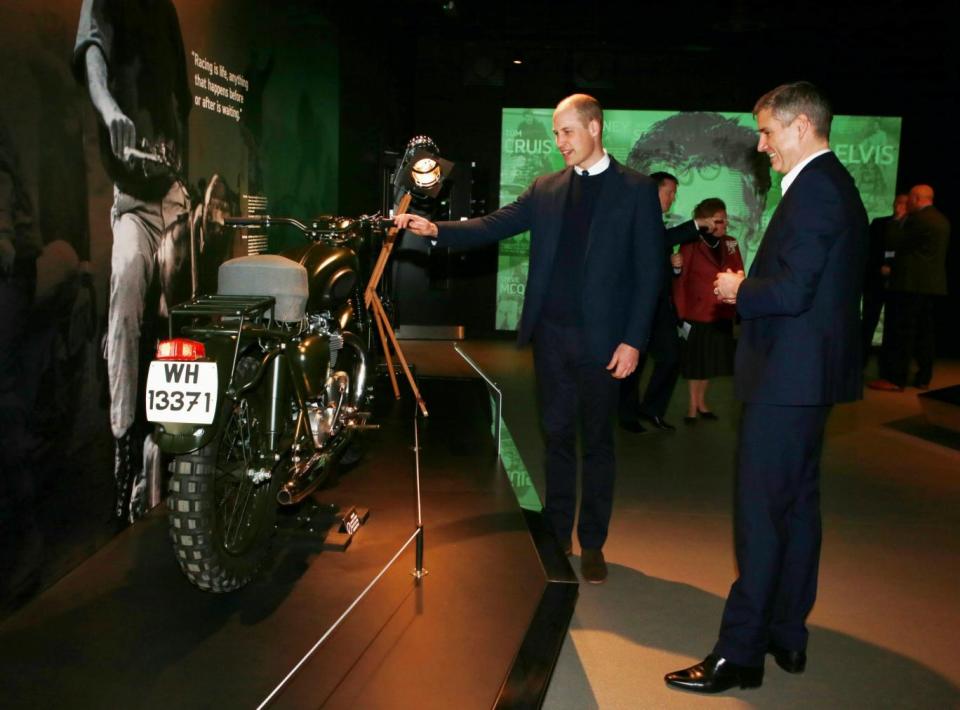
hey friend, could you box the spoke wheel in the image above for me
[167,358,283,592]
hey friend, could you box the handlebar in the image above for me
[224,216,308,231]
[121,144,182,180]
[223,214,394,240]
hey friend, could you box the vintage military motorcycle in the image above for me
[145,213,390,592]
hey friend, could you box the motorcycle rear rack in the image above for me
[168,294,279,395]
[169,294,276,320]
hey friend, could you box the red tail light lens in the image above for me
[156,338,206,361]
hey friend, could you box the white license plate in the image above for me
[146,361,218,424]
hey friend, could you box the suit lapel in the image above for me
[548,169,573,239]
[750,199,783,276]
[585,159,627,260]
[750,153,834,276]
[537,168,573,279]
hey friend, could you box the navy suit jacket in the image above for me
[735,151,868,406]
[436,157,665,364]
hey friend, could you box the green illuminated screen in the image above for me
[495,108,901,331]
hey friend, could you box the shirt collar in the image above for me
[781,148,831,195]
[575,150,611,176]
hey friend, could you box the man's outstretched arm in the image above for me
[83,44,135,161]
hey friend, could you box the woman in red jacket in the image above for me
[672,198,744,423]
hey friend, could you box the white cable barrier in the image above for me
[257,399,426,708]
[452,343,502,456]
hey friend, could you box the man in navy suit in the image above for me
[666,82,867,693]
[394,94,664,583]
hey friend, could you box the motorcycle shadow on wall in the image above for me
[0,240,109,613]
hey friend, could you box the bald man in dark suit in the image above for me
[395,94,664,584]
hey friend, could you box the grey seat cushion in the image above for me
[218,255,309,322]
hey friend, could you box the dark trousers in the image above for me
[619,289,680,421]
[714,402,831,667]
[881,291,936,387]
[533,319,620,550]
[860,287,884,367]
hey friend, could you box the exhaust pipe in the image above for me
[340,330,367,408]
[276,432,353,505]
[277,328,367,506]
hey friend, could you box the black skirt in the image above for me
[681,320,735,379]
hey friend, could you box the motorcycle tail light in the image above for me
[156,338,206,361]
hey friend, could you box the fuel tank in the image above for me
[283,241,359,313]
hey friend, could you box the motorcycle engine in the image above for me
[306,313,343,367]
[307,371,350,448]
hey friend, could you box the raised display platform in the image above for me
[919,384,960,434]
[0,377,576,709]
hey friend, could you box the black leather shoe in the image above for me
[619,418,647,434]
[580,548,607,584]
[697,409,719,420]
[684,415,698,424]
[768,642,806,673]
[641,414,676,431]
[665,654,763,693]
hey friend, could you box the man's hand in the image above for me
[105,107,136,162]
[880,264,891,277]
[669,252,683,269]
[714,269,745,304]
[392,213,438,238]
[606,343,640,379]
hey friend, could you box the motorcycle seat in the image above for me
[218,255,309,322]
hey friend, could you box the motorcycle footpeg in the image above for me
[345,412,377,430]
[348,421,380,431]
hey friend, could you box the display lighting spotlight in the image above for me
[412,157,442,190]
[393,135,454,207]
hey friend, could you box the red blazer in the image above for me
[673,236,744,323]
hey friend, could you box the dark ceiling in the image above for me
[326,0,955,91]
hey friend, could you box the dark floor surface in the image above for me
[0,377,548,710]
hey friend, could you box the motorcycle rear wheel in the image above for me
[167,393,283,592]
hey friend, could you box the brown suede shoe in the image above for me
[581,548,607,584]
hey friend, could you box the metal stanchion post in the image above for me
[411,400,427,579]
[414,526,425,580]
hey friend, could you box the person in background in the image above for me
[672,198,743,423]
[868,184,950,391]
[619,171,707,433]
[861,193,907,368]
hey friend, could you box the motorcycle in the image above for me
[145,213,390,592]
